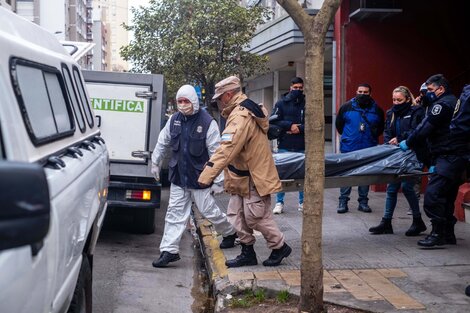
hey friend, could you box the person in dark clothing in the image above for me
[270,77,305,214]
[400,74,468,247]
[369,86,427,236]
[335,83,385,214]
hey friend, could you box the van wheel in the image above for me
[134,207,155,234]
[68,255,92,313]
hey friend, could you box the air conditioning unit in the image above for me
[349,0,403,21]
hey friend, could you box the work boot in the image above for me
[358,203,372,213]
[417,222,445,247]
[405,217,427,236]
[369,218,393,234]
[219,233,238,249]
[444,219,457,245]
[152,251,181,268]
[337,202,349,214]
[225,243,258,268]
[262,243,292,266]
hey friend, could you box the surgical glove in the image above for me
[428,165,436,174]
[151,163,160,182]
[399,140,409,151]
[210,183,224,195]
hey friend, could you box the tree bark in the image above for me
[275,1,342,312]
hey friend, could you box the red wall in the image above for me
[335,0,470,114]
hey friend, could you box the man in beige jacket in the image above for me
[198,76,292,267]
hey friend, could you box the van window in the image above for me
[11,59,74,145]
[62,65,86,132]
[73,67,94,128]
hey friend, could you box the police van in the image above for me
[0,7,109,313]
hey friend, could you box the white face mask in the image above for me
[177,99,193,115]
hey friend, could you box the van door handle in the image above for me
[131,150,150,159]
[46,156,66,169]
[135,91,157,100]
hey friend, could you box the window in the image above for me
[62,65,86,132]
[72,66,94,128]
[10,59,75,145]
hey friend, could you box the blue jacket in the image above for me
[336,98,385,153]
[270,91,305,151]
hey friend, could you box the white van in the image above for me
[0,7,109,313]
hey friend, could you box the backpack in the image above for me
[450,84,470,140]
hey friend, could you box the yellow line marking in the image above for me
[324,270,347,293]
[329,270,384,301]
[354,269,425,310]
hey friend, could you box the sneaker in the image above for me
[358,203,372,213]
[219,233,238,249]
[298,203,303,212]
[273,202,284,214]
[152,251,181,268]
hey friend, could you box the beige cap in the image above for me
[212,76,240,100]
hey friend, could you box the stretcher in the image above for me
[274,145,427,192]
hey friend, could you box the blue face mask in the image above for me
[425,91,438,103]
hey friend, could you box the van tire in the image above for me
[68,255,92,313]
[134,207,155,234]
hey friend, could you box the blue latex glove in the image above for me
[399,140,409,151]
[428,165,436,174]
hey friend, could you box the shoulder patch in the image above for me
[221,133,233,142]
[431,104,442,115]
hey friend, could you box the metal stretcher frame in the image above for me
[280,173,428,192]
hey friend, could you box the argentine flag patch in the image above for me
[221,133,233,142]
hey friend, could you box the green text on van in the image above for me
[91,98,144,113]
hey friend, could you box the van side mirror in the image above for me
[0,162,50,252]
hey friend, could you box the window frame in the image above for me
[72,66,94,128]
[61,64,86,133]
[9,57,75,146]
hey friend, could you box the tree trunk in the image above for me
[275,1,342,312]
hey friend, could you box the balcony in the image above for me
[249,9,333,56]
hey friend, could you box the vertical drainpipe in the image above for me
[332,40,337,153]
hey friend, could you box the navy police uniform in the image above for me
[405,91,466,245]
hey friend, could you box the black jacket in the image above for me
[407,92,458,159]
[270,91,305,151]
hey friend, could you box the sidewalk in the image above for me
[196,187,470,313]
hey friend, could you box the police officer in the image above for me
[400,74,468,247]
[198,76,292,268]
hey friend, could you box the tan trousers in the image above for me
[227,183,284,249]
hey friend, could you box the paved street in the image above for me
[200,187,470,313]
[92,189,209,313]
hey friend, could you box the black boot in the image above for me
[152,251,181,268]
[262,243,292,266]
[405,217,427,236]
[220,233,238,249]
[444,219,457,245]
[225,243,257,268]
[418,222,445,247]
[337,202,349,214]
[369,218,393,234]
